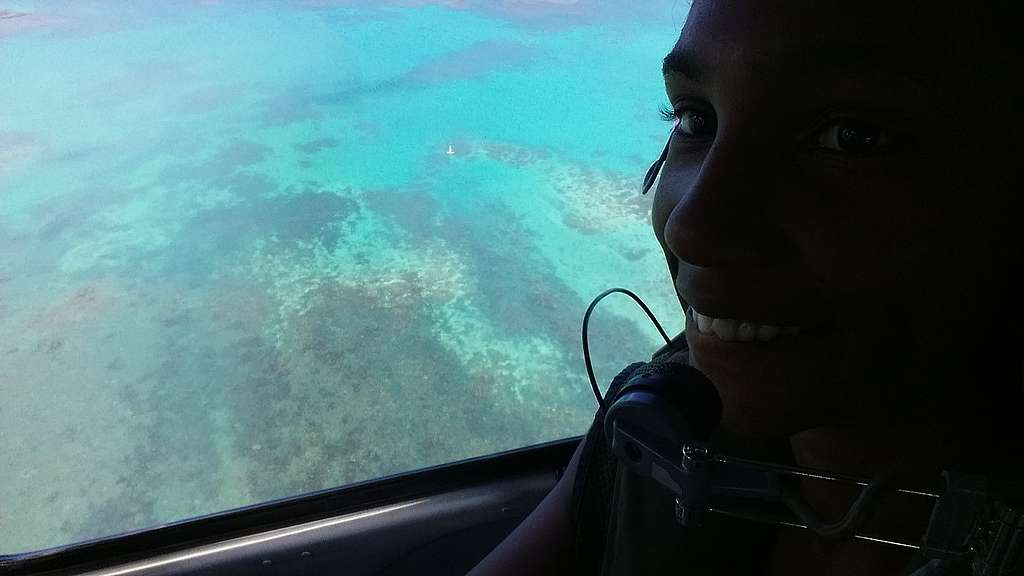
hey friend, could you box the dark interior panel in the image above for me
[87,474,550,576]
[3,440,575,576]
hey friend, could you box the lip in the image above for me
[675,260,832,327]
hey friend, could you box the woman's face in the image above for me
[654,0,1013,439]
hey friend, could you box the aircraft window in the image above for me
[0,1,687,553]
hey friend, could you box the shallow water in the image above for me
[0,0,688,553]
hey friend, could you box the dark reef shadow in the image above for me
[317,39,541,106]
[162,185,358,279]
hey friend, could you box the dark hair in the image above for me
[982,0,1024,500]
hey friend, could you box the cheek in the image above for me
[779,159,964,401]
[781,161,928,310]
[650,166,692,267]
[651,169,685,235]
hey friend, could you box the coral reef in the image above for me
[0,0,681,553]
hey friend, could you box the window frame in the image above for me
[0,438,579,576]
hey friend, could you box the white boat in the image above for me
[446,143,456,156]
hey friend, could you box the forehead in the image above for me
[676,0,979,83]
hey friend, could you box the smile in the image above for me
[688,307,803,343]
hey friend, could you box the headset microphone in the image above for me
[604,361,722,502]
[583,289,1023,575]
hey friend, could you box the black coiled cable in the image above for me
[581,288,674,413]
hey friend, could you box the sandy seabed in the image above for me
[0,0,687,552]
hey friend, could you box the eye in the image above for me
[677,109,716,139]
[660,104,717,141]
[816,120,890,154]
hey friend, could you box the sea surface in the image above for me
[0,0,689,553]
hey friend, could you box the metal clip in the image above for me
[972,500,1024,576]
[923,471,989,561]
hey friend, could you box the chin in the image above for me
[686,322,847,441]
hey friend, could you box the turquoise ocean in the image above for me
[0,0,689,553]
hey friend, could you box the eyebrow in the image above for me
[662,44,928,86]
[662,49,706,82]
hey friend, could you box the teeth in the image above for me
[711,318,738,340]
[756,325,780,342]
[689,308,803,344]
[695,311,713,334]
[736,322,756,342]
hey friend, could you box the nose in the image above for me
[655,134,793,269]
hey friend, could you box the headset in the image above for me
[582,288,1023,575]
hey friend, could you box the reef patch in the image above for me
[294,138,340,155]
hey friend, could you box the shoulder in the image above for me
[569,340,689,573]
